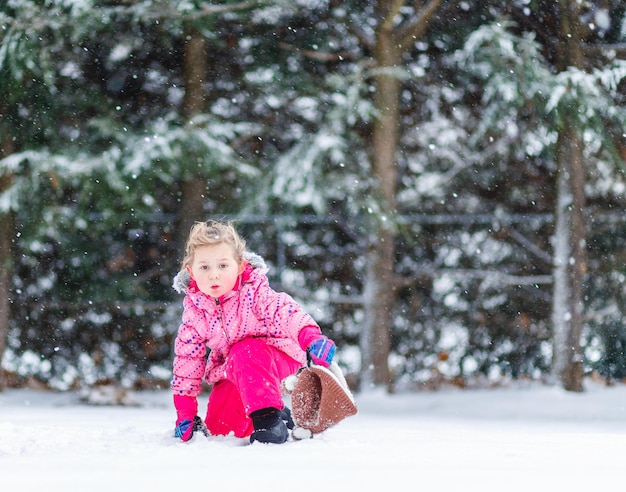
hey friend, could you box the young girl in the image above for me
[171,220,336,444]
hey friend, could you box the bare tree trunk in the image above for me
[182,25,207,121]
[551,0,586,392]
[0,213,11,392]
[0,132,15,392]
[552,128,585,392]
[551,163,570,384]
[175,24,209,252]
[361,14,400,391]
[361,0,441,391]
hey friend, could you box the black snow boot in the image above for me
[250,407,289,444]
[281,406,295,430]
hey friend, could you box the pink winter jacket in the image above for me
[171,252,321,397]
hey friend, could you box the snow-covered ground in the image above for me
[1,380,625,491]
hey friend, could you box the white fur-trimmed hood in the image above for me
[172,251,268,294]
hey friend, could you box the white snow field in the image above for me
[1,381,625,491]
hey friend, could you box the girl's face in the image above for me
[188,242,244,298]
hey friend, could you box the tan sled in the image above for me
[289,361,357,439]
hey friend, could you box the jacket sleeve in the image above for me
[171,300,207,397]
[253,276,320,342]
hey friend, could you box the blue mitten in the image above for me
[307,337,336,367]
[174,416,209,441]
[173,394,199,441]
[174,418,195,441]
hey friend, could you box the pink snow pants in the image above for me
[205,338,302,438]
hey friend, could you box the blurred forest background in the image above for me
[2,0,626,395]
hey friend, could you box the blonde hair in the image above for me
[180,220,246,270]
